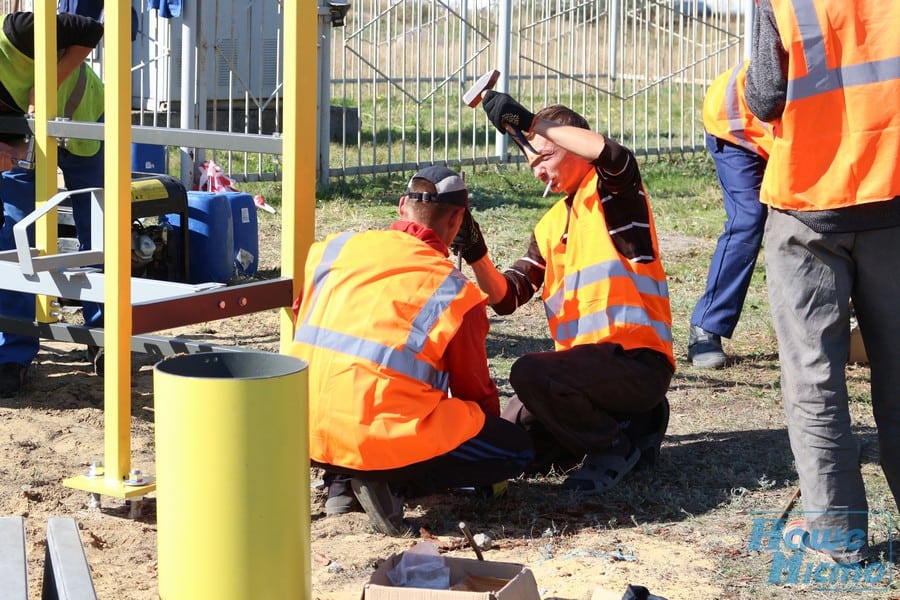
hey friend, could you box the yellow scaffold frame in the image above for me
[26,0,313,567]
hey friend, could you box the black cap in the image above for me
[405,166,468,207]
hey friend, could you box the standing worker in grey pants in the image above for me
[747,0,900,564]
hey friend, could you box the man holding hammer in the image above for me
[454,91,674,494]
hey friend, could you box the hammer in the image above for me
[463,70,538,155]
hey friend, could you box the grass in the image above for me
[247,151,896,598]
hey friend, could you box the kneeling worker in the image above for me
[289,166,534,536]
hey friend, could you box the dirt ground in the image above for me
[0,325,719,600]
[0,222,895,599]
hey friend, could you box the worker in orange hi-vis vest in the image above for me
[747,0,900,566]
[688,60,773,369]
[289,166,534,537]
[458,95,673,496]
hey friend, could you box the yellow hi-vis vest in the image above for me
[0,15,104,157]
[534,170,674,369]
[762,0,900,210]
[290,230,489,471]
[703,61,773,159]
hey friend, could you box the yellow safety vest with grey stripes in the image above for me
[0,15,104,157]
[534,170,674,369]
[290,230,489,471]
[762,0,900,210]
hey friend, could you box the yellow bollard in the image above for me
[154,351,308,599]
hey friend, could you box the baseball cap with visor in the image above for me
[405,166,468,208]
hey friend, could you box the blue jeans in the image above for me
[690,133,767,338]
[0,146,104,367]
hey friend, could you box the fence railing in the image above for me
[10,0,753,187]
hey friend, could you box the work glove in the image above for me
[451,208,488,265]
[482,90,535,134]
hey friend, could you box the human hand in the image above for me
[482,90,535,135]
[451,208,488,264]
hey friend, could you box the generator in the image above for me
[58,173,190,282]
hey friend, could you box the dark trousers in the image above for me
[502,343,672,472]
[317,413,534,497]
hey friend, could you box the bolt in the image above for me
[86,460,104,478]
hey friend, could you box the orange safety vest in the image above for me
[762,0,900,210]
[289,230,489,471]
[533,170,674,369]
[703,61,772,159]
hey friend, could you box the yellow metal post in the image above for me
[63,0,153,500]
[33,2,59,323]
[280,5,314,599]
[280,0,317,347]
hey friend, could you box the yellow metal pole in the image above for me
[65,0,147,500]
[102,0,135,488]
[280,0,317,348]
[33,2,59,323]
[281,4,314,599]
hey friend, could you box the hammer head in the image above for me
[463,70,500,107]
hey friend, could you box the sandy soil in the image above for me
[0,319,720,600]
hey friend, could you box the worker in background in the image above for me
[456,93,673,495]
[289,166,534,537]
[0,11,105,397]
[688,61,772,369]
[746,0,900,564]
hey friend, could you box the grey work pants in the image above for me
[765,209,900,562]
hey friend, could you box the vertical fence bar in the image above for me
[494,0,511,158]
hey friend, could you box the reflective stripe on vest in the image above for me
[787,0,900,102]
[63,63,88,119]
[543,258,671,344]
[294,232,466,391]
[544,255,672,342]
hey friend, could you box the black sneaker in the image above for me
[0,363,27,398]
[350,479,411,537]
[687,325,727,369]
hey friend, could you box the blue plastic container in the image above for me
[132,143,167,174]
[223,191,259,276]
[166,192,235,284]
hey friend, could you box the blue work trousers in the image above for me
[690,133,768,338]
[0,146,104,367]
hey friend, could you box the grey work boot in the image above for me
[687,325,726,369]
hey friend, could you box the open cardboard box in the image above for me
[362,553,541,599]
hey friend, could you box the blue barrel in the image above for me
[166,192,235,284]
[223,192,259,276]
[132,143,168,174]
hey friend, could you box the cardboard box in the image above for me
[362,553,540,600]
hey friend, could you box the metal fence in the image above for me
[327,0,753,183]
[14,0,753,186]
